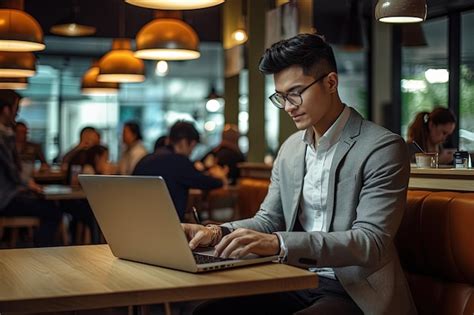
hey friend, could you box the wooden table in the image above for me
[0,245,318,313]
[409,167,474,192]
[33,169,66,184]
[41,184,86,200]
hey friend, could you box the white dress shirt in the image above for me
[276,105,351,279]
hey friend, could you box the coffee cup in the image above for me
[415,152,438,168]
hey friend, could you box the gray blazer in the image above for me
[224,108,417,315]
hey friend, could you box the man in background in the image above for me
[133,121,227,221]
[0,90,61,247]
[61,126,100,171]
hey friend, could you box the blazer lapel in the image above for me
[325,108,362,231]
[288,141,306,231]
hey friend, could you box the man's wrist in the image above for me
[274,232,288,263]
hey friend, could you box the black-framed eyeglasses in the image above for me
[269,73,330,109]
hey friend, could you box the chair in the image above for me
[0,216,40,248]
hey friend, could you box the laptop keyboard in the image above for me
[193,252,235,264]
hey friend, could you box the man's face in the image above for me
[175,138,197,157]
[273,65,335,131]
[82,130,100,148]
[6,102,19,127]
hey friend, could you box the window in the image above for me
[401,17,449,138]
[460,10,474,151]
[17,37,224,163]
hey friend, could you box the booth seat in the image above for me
[237,178,474,314]
[396,190,474,315]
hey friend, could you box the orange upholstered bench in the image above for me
[396,191,474,315]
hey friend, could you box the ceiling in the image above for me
[24,0,222,42]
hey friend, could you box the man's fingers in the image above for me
[220,236,253,258]
[189,230,208,249]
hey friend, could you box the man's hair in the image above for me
[0,90,22,111]
[124,121,143,141]
[169,121,200,145]
[80,126,96,138]
[259,33,337,76]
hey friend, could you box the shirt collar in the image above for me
[302,104,350,149]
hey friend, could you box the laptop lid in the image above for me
[78,175,276,273]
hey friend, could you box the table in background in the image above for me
[41,184,86,200]
[0,245,318,313]
[33,169,66,185]
[409,167,474,192]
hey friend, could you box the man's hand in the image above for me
[181,223,214,249]
[214,228,280,259]
[27,179,43,194]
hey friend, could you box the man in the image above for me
[183,34,416,314]
[133,121,227,221]
[61,126,100,171]
[0,90,61,247]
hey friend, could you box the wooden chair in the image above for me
[0,217,40,248]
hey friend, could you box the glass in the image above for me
[401,17,449,139]
[269,72,329,109]
[460,10,474,151]
[415,152,439,168]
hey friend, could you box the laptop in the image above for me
[78,175,277,273]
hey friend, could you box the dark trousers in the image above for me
[2,191,62,247]
[193,276,363,315]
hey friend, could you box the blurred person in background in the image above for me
[196,124,245,185]
[407,107,456,165]
[134,121,227,221]
[15,121,49,182]
[0,90,61,247]
[61,126,100,171]
[118,121,147,175]
[154,135,169,153]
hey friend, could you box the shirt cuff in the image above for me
[274,232,288,263]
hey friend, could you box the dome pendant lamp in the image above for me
[81,61,119,95]
[375,0,427,24]
[0,0,45,51]
[0,51,36,77]
[125,0,224,10]
[135,11,200,61]
[97,38,145,83]
[0,77,27,89]
[50,0,96,37]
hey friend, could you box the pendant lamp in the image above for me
[135,11,200,61]
[97,38,145,83]
[0,0,45,51]
[81,61,119,95]
[0,51,36,77]
[125,0,224,10]
[50,2,96,37]
[375,0,427,23]
[0,77,27,89]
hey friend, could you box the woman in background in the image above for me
[118,121,147,175]
[407,107,456,165]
